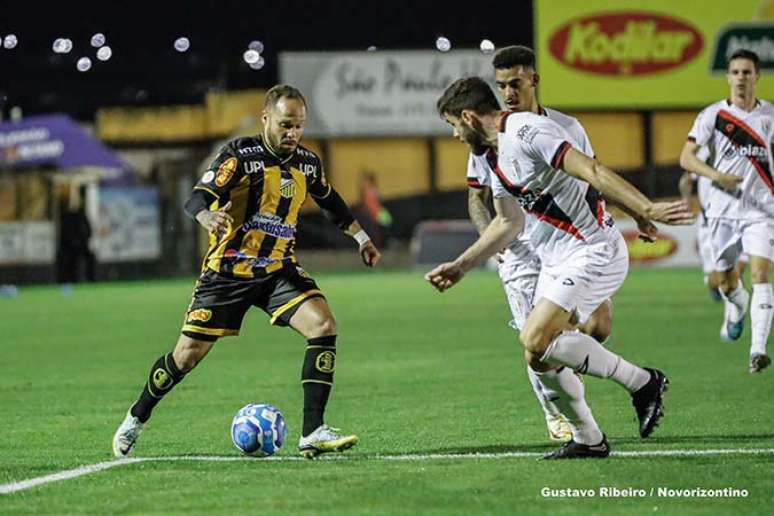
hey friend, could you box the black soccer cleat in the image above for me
[541,435,610,460]
[631,368,669,438]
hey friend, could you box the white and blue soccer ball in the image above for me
[230,403,288,457]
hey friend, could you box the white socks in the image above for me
[541,330,650,393]
[536,367,603,445]
[722,282,749,323]
[526,366,562,419]
[751,283,773,356]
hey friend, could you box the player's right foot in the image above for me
[720,289,749,341]
[546,414,572,442]
[298,425,359,459]
[541,435,610,460]
[631,368,668,438]
[112,408,144,458]
[749,353,771,373]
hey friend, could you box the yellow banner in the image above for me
[535,0,774,108]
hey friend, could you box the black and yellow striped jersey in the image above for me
[193,135,331,279]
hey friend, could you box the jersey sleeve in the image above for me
[194,147,244,199]
[573,121,595,159]
[490,168,509,198]
[466,153,491,189]
[687,107,714,147]
[307,156,333,199]
[519,120,574,170]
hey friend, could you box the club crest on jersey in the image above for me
[280,177,296,198]
[216,157,237,187]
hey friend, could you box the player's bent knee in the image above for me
[312,316,337,338]
[173,336,214,372]
[519,324,552,356]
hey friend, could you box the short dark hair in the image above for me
[264,84,307,110]
[492,45,536,70]
[728,49,760,73]
[436,77,500,118]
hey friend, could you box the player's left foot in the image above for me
[749,353,771,373]
[546,414,572,442]
[720,289,749,341]
[112,408,144,458]
[298,425,359,459]
[631,368,668,438]
[541,435,610,460]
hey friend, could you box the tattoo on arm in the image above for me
[468,187,494,236]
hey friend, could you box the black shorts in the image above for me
[181,264,324,340]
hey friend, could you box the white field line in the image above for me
[2,448,774,495]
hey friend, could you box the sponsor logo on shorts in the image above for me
[152,368,173,390]
[548,12,703,76]
[562,278,575,286]
[187,308,212,323]
[622,229,678,263]
[296,266,310,278]
[242,212,296,239]
[315,351,336,373]
[216,157,238,187]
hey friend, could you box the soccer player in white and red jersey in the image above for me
[680,49,774,373]
[431,77,693,459]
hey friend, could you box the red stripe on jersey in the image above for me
[717,110,774,194]
[536,214,586,241]
[718,110,766,147]
[551,141,572,169]
[467,178,483,188]
[492,165,585,241]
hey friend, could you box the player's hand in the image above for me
[196,201,233,238]
[424,261,465,292]
[646,199,695,226]
[359,241,381,267]
[636,218,658,243]
[713,172,743,192]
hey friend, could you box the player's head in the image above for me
[492,45,539,112]
[436,77,499,150]
[726,49,760,97]
[262,84,307,156]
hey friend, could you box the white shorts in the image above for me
[534,231,628,325]
[696,221,714,274]
[498,249,540,331]
[708,218,774,271]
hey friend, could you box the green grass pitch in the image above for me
[2,268,773,514]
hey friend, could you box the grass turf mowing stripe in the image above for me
[3,448,774,495]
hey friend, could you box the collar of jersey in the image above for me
[258,134,297,165]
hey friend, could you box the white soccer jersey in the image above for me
[492,111,615,263]
[466,107,598,261]
[688,99,774,220]
[467,148,536,261]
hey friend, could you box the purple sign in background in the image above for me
[0,114,133,184]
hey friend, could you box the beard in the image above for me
[460,118,489,152]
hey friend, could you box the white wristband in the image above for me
[353,230,371,246]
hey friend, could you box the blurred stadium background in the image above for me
[0,0,772,284]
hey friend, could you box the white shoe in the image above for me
[112,409,144,458]
[720,289,749,342]
[298,424,358,459]
[546,414,572,442]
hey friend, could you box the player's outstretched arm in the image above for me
[562,148,694,226]
[425,196,523,292]
[679,141,741,192]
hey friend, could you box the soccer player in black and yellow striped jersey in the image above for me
[112,85,381,459]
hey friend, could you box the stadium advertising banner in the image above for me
[280,51,492,137]
[535,0,774,108]
[0,222,55,265]
[615,219,701,267]
[95,187,161,263]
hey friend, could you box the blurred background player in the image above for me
[357,171,392,249]
[679,49,774,373]
[112,85,381,459]
[431,77,693,459]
